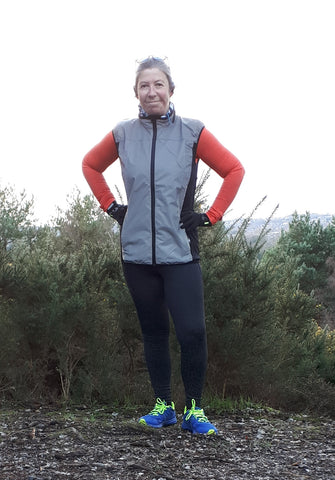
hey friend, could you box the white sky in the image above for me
[1,0,334,223]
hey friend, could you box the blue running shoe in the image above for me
[138,398,177,428]
[182,399,218,435]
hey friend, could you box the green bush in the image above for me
[1,183,335,415]
[201,207,335,414]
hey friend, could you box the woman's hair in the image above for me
[134,56,175,95]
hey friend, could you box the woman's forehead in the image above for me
[137,68,168,83]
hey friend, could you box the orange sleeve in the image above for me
[196,128,245,224]
[82,131,119,211]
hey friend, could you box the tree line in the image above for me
[1,183,335,414]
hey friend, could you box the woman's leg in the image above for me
[161,263,207,409]
[122,263,172,403]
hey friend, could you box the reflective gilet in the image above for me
[113,115,204,265]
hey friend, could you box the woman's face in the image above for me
[136,68,172,116]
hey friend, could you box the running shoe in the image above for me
[138,398,177,428]
[182,399,218,435]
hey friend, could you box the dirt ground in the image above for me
[1,405,335,480]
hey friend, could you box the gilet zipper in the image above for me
[150,119,157,264]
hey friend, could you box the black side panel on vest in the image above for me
[181,141,201,261]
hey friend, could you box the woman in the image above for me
[82,57,245,435]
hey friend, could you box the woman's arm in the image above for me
[196,128,245,224]
[82,131,119,211]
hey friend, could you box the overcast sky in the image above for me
[1,0,334,223]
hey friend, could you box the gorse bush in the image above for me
[0,188,143,404]
[1,184,335,415]
[200,200,335,413]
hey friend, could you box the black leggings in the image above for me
[122,262,207,409]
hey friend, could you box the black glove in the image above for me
[180,211,212,232]
[107,201,128,226]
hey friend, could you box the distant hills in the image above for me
[224,213,334,247]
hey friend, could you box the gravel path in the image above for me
[1,406,335,479]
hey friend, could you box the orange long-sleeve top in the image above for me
[82,127,244,225]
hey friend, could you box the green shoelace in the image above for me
[184,399,209,422]
[148,398,174,415]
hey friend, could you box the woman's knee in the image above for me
[177,325,207,348]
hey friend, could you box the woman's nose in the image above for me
[148,85,156,96]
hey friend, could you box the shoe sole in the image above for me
[182,425,217,435]
[138,418,177,428]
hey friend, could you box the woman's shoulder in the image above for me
[114,117,139,128]
[112,118,140,136]
[177,116,205,136]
